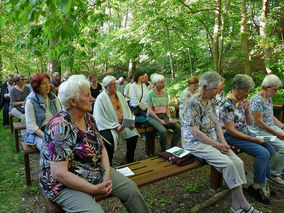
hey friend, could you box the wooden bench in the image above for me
[273,103,284,123]
[13,121,26,153]
[9,113,14,133]
[21,142,40,186]
[136,126,156,156]
[41,156,222,213]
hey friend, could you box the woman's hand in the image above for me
[116,125,125,132]
[92,179,112,197]
[169,117,175,124]
[253,137,265,144]
[159,119,167,126]
[129,124,135,130]
[214,143,230,154]
[276,132,284,140]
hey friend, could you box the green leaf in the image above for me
[59,0,72,14]
[0,16,6,28]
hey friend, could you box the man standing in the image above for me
[116,76,126,94]
[51,72,61,94]
[0,74,14,126]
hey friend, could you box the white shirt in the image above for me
[129,83,149,108]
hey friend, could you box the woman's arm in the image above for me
[50,160,112,196]
[25,100,44,138]
[224,121,264,144]
[273,115,284,129]
[189,125,229,153]
[253,111,284,138]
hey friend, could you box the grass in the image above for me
[0,113,40,212]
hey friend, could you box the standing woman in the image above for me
[179,76,199,119]
[24,73,61,150]
[146,74,181,152]
[250,74,284,186]
[129,72,149,117]
[9,74,30,121]
[94,76,139,165]
[220,74,274,204]
[89,74,102,111]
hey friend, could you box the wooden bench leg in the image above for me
[146,131,155,156]
[210,166,223,191]
[24,153,32,186]
[9,114,13,133]
[14,128,20,153]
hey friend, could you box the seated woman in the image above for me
[9,74,30,121]
[179,76,199,119]
[129,72,149,117]
[181,72,262,213]
[24,73,61,150]
[220,74,274,204]
[249,74,284,186]
[89,74,103,111]
[39,75,150,213]
[146,74,181,152]
[94,76,139,165]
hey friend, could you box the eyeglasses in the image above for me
[19,78,25,81]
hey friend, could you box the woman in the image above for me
[9,74,30,121]
[129,72,149,117]
[182,72,262,213]
[146,74,181,152]
[179,76,199,119]
[89,74,103,111]
[220,74,274,204]
[249,74,284,186]
[24,73,61,150]
[39,75,150,213]
[94,76,139,165]
[124,75,134,100]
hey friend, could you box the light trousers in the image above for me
[53,168,151,213]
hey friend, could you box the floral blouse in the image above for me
[219,98,249,134]
[249,93,275,131]
[182,95,218,148]
[39,110,104,200]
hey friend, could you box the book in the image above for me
[256,136,276,142]
[116,167,135,176]
[122,116,135,128]
[166,146,191,158]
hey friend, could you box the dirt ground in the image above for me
[24,133,284,213]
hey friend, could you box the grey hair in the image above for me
[13,74,24,84]
[53,72,59,77]
[102,75,116,88]
[232,74,255,90]
[58,75,90,110]
[261,74,282,88]
[64,71,71,78]
[199,72,221,89]
[151,74,164,84]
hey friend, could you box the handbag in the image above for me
[158,152,195,166]
[16,106,25,114]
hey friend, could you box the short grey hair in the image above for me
[261,74,282,88]
[199,72,221,89]
[53,72,59,77]
[232,74,255,90]
[151,74,164,84]
[102,75,116,88]
[14,74,24,84]
[58,75,90,110]
[63,71,71,78]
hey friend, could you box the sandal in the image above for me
[245,206,263,213]
[230,207,246,213]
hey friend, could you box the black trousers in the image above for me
[99,129,138,166]
[2,101,10,126]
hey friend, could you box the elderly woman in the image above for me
[129,72,149,117]
[39,75,150,213]
[24,73,61,150]
[249,74,284,186]
[182,72,262,213]
[220,74,274,204]
[94,76,139,165]
[9,74,30,121]
[146,74,181,152]
[179,76,199,119]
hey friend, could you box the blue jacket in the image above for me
[25,92,60,145]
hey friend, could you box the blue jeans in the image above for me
[224,132,274,184]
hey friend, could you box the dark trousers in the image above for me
[2,101,10,126]
[99,129,138,166]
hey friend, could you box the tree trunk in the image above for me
[241,0,251,75]
[260,0,272,67]
[187,49,193,77]
[218,0,230,75]
[166,27,175,79]
[104,59,108,72]
[48,59,61,76]
[128,58,136,78]
[213,0,221,73]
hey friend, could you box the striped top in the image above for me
[146,90,168,114]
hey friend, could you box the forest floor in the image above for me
[20,133,284,213]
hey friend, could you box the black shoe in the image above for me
[270,187,277,196]
[247,185,270,204]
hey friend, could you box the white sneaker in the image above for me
[268,176,284,186]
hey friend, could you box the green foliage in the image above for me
[186,183,204,193]
[158,198,172,205]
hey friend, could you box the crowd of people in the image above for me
[0,70,283,212]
